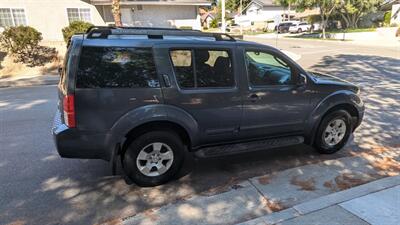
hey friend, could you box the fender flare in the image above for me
[305,90,363,144]
[105,104,200,154]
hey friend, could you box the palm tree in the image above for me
[112,0,122,27]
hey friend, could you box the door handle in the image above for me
[248,93,259,102]
[162,74,171,87]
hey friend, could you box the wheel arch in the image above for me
[121,120,192,155]
[107,104,199,157]
[305,91,363,144]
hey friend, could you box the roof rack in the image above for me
[85,26,236,41]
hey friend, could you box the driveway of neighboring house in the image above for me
[0,38,399,225]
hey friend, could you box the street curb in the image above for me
[238,176,400,225]
[0,77,59,88]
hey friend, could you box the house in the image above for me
[234,0,294,30]
[0,0,211,41]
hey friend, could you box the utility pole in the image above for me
[221,0,226,33]
[240,0,243,34]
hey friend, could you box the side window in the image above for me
[170,50,194,88]
[245,51,293,86]
[76,47,159,88]
[170,49,234,89]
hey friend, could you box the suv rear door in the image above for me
[154,44,242,145]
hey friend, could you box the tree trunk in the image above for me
[320,7,326,39]
[341,14,350,29]
[112,0,122,27]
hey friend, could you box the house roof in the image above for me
[90,0,212,6]
[201,12,216,22]
[380,0,400,11]
[241,0,281,13]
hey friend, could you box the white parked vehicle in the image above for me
[289,22,312,33]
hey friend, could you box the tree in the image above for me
[337,0,382,29]
[226,0,251,12]
[275,0,297,21]
[112,0,122,27]
[296,0,341,39]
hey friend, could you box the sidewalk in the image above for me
[118,148,400,225]
[0,74,59,88]
[240,176,400,225]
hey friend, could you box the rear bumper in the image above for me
[52,109,111,161]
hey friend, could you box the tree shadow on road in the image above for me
[310,54,400,149]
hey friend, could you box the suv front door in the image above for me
[154,44,242,146]
[239,48,311,139]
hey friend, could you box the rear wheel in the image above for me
[122,130,184,186]
[298,28,302,33]
[314,110,352,154]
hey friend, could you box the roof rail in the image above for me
[85,26,236,41]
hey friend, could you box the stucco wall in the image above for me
[101,5,201,29]
[0,0,105,41]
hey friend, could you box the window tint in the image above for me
[245,51,293,86]
[170,50,194,88]
[170,49,234,89]
[77,47,159,88]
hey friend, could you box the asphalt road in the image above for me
[0,38,399,225]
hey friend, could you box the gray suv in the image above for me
[53,27,364,186]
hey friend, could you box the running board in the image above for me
[195,136,304,158]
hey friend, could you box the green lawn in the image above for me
[326,27,377,33]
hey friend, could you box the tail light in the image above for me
[63,94,76,128]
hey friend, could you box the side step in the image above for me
[195,136,304,158]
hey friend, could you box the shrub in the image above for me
[210,18,218,28]
[384,11,391,26]
[62,21,93,43]
[0,26,43,64]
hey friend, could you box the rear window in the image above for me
[76,47,159,88]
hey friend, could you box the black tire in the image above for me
[122,130,184,187]
[298,28,302,33]
[314,110,352,154]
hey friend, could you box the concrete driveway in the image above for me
[0,38,399,225]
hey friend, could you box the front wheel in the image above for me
[122,131,184,186]
[314,110,352,154]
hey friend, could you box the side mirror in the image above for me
[297,73,307,86]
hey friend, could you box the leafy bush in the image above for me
[62,21,93,43]
[210,18,218,28]
[0,26,43,64]
[384,11,391,26]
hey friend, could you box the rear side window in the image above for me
[170,49,234,89]
[76,47,159,88]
